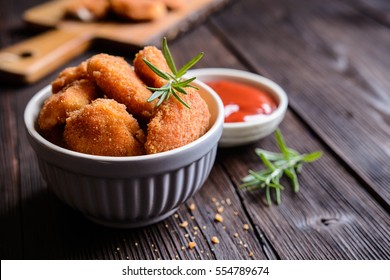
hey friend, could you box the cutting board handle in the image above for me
[0,29,92,84]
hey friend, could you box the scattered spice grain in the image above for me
[188,241,196,249]
[214,213,223,223]
[211,236,220,244]
[189,203,196,211]
[179,221,188,228]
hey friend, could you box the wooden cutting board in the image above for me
[0,0,229,84]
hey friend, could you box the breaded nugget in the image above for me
[64,98,145,156]
[133,46,172,88]
[145,87,210,154]
[51,60,89,93]
[65,0,110,22]
[111,0,167,21]
[39,79,98,131]
[88,53,156,119]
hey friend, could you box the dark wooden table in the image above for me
[1,0,389,260]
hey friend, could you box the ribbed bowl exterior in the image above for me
[25,82,224,228]
[37,146,217,227]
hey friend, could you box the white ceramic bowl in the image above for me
[24,81,224,228]
[188,68,288,147]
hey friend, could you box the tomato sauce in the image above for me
[206,80,277,123]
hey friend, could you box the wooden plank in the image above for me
[219,112,390,259]
[188,0,390,259]
[0,91,23,259]
[172,13,390,259]
[0,0,48,259]
[0,0,231,83]
[10,26,270,259]
[355,0,390,26]
[209,0,390,207]
[4,0,389,260]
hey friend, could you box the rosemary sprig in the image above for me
[241,129,322,206]
[143,37,204,108]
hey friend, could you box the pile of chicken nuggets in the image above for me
[38,46,210,156]
[66,0,185,22]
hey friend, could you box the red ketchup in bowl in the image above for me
[206,80,277,123]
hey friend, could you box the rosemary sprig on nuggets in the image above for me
[143,38,204,108]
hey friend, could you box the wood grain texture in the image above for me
[0,91,23,259]
[355,0,390,26]
[219,113,390,259]
[0,0,389,260]
[0,0,231,83]
[208,0,390,207]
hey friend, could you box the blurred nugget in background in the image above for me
[65,0,110,22]
[65,0,186,22]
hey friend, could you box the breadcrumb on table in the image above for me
[188,241,196,249]
[214,213,223,223]
[211,236,220,244]
[179,221,188,228]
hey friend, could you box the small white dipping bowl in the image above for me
[188,68,288,147]
[24,80,224,228]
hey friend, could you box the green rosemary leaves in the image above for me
[241,129,322,206]
[143,37,204,108]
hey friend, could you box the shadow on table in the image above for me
[0,186,155,259]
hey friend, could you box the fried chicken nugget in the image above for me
[65,0,110,22]
[110,0,167,21]
[51,60,89,93]
[145,87,210,154]
[39,79,98,131]
[87,53,156,119]
[64,98,145,156]
[133,46,171,88]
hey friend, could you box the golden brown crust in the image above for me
[133,46,172,88]
[145,87,210,154]
[42,44,210,157]
[64,98,145,156]
[133,46,211,154]
[39,79,98,131]
[87,53,156,120]
[110,0,167,21]
[51,60,90,93]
